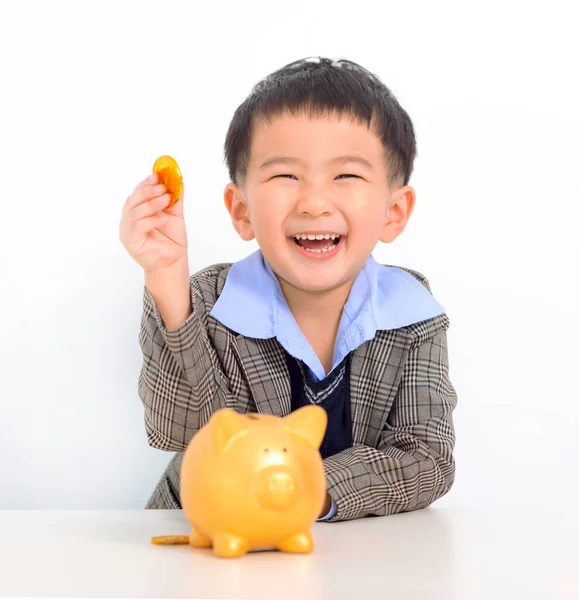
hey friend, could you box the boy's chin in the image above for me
[277,269,354,295]
[264,243,363,294]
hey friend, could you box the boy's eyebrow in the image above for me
[259,155,374,171]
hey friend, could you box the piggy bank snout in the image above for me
[255,465,300,511]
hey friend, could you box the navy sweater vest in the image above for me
[285,352,353,459]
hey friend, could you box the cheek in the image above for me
[346,196,387,229]
[249,195,290,235]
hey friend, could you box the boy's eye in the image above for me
[271,174,360,180]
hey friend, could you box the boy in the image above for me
[119,57,457,522]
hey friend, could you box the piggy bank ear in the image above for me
[210,409,249,454]
[283,405,327,450]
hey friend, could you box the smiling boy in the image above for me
[119,57,457,522]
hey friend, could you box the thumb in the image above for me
[164,181,185,218]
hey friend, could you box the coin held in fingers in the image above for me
[153,155,183,207]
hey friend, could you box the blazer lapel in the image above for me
[349,329,410,447]
[234,329,411,448]
[234,336,292,417]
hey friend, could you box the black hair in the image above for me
[224,56,417,189]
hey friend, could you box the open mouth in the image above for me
[292,233,342,254]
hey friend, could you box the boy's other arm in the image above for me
[323,324,457,522]
[138,266,230,452]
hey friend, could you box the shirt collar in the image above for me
[209,250,280,339]
[209,248,444,340]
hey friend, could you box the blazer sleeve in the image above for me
[137,274,230,452]
[322,321,457,522]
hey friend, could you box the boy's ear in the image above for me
[379,185,416,243]
[224,183,255,241]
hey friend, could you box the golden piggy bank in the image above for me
[152,405,328,558]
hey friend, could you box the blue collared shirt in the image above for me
[210,249,445,380]
[209,249,445,519]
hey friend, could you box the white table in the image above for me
[0,508,577,599]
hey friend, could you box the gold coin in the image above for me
[153,155,183,207]
[151,534,190,545]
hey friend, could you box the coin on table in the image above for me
[152,155,183,207]
[151,535,190,545]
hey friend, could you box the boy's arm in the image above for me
[144,261,193,331]
[323,324,457,522]
[138,265,230,452]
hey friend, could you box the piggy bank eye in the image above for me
[283,448,287,453]
[264,448,269,453]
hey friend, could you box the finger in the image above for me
[133,212,168,235]
[126,183,168,211]
[132,193,172,221]
[163,182,185,218]
[133,173,158,192]
[124,174,158,209]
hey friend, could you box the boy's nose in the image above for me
[296,190,335,217]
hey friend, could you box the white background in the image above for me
[1,0,577,518]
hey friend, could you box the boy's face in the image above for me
[224,111,415,296]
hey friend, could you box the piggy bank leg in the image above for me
[277,531,314,554]
[212,532,249,558]
[189,528,212,548]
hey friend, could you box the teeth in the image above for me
[293,233,341,241]
[302,244,337,254]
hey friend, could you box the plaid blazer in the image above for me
[138,262,457,522]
